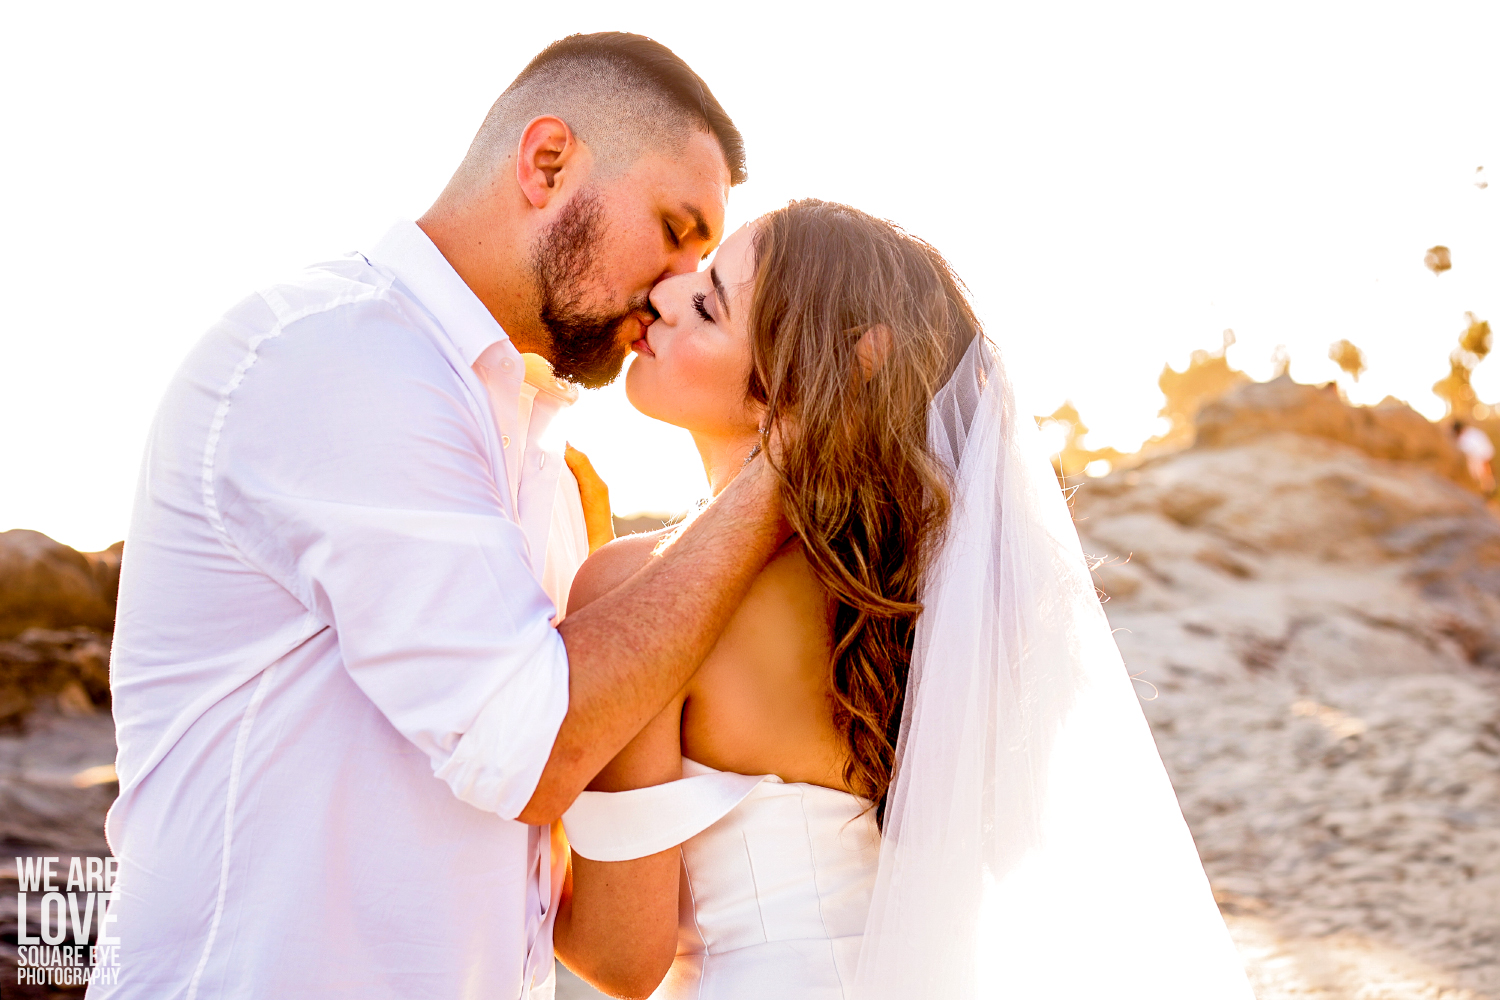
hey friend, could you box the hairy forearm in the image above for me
[519,459,783,824]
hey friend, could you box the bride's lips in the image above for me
[631,322,657,358]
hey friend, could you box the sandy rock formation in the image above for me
[1194,376,1474,488]
[613,512,679,537]
[1075,388,1500,999]
[0,530,120,638]
[0,627,113,727]
[0,532,119,728]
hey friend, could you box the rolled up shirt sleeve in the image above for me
[208,285,567,820]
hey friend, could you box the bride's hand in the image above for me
[565,445,616,554]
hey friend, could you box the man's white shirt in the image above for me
[94,222,588,999]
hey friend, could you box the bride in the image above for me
[550,199,1254,999]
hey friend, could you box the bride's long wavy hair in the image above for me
[746,200,980,823]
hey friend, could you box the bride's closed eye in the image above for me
[692,292,714,323]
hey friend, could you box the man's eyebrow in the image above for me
[683,205,713,242]
[710,266,730,320]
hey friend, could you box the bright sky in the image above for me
[3,2,1497,551]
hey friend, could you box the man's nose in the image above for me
[661,246,702,279]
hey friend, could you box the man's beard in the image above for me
[531,189,647,390]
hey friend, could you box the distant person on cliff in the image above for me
[93,33,782,1000]
[1455,420,1496,494]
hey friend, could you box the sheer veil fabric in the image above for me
[852,337,1254,998]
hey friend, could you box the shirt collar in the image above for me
[522,353,580,407]
[367,221,507,367]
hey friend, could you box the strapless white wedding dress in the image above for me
[561,758,880,999]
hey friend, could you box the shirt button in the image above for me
[501,435,511,448]
[538,454,546,470]
[500,359,513,372]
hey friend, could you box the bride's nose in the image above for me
[648,272,692,323]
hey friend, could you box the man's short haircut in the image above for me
[458,32,746,190]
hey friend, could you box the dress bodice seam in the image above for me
[796,783,849,997]
[740,828,772,944]
[678,843,707,1000]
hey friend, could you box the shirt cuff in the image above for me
[431,635,570,820]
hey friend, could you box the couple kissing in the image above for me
[97,31,1252,1000]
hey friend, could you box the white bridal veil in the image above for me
[852,337,1255,998]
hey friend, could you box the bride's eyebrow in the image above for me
[710,266,731,320]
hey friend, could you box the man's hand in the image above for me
[565,445,615,554]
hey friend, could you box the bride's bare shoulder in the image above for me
[566,528,674,615]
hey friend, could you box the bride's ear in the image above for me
[855,324,895,381]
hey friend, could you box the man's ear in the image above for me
[515,116,581,209]
[855,324,895,381]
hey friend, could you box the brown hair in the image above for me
[511,32,747,185]
[747,200,980,823]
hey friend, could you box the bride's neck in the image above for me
[694,430,762,497]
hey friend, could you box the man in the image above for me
[1456,420,1496,495]
[94,33,777,999]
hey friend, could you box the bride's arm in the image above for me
[552,533,686,999]
[553,699,685,997]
